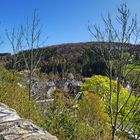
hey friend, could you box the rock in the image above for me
[20,76,83,100]
[0,103,58,140]
[67,73,74,80]
[47,87,56,98]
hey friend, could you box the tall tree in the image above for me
[88,3,140,140]
[21,10,47,100]
[6,10,47,101]
[6,27,23,71]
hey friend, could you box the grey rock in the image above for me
[0,103,58,140]
[47,87,56,98]
[20,76,83,100]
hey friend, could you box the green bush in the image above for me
[81,75,139,138]
[0,68,44,126]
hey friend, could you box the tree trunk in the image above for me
[112,126,116,140]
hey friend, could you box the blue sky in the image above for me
[0,0,140,53]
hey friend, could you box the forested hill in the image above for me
[0,41,137,61]
[1,41,140,77]
[42,41,136,61]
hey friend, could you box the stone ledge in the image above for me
[0,103,58,140]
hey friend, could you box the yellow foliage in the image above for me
[0,68,43,126]
[78,92,111,139]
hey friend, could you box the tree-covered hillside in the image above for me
[2,41,140,78]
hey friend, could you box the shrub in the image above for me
[0,68,44,126]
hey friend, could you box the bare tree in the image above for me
[88,3,140,140]
[6,27,23,72]
[20,10,47,100]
